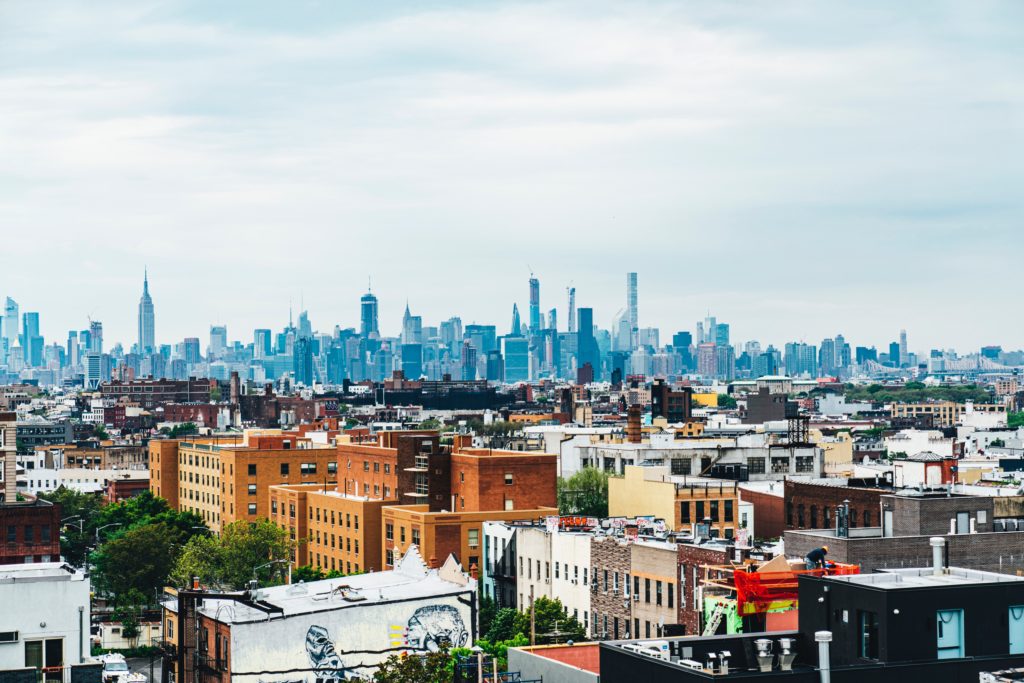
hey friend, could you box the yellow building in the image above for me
[691,393,719,408]
[810,429,854,477]
[608,465,739,538]
[889,401,1006,428]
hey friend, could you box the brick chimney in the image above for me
[626,405,642,444]
[1,412,16,503]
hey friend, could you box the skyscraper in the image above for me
[577,307,600,380]
[137,270,155,355]
[626,272,638,349]
[528,276,541,333]
[360,288,379,338]
[209,325,227,359]
[20,312,42,367]
[254,329,272,359]
[3,298,17,353]
[510,304,522,337]
[89,320,103,354]
[899,329,908,366]
[567,286,576,334]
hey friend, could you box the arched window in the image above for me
[848,509,857,528]
[863,509,871,527]
[797,504,806,528]
[810,505,819,529]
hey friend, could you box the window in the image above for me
[385,523,394,541]
[645,578,651,603]
[668,583,674,608]
[247,504,257,515]
[555,562,560,579]
[247,464,257,476]
[280,463,290,476]
[24,526,33,544]
[384,464,391,474]
[400,527,406,543]
[710,500,720,522]
[797,505,806,527]
[504,473,513,485]
[748,458,766,474]
[681,502,691,524]
[656,580,663,606]
[671,458,692,475]
[412,528,420,545]
[327,462,337,475]
[795,456,814,473]
[301,463,317,475]
[468,529,479,548]
[695,501,705,521]
[363,461,370,472]
[863,510,871,527]
[859,610,879,659]
[6,526,14,543]
[373,462,379,473]
[724,500,734,523]
[247,484,257,495]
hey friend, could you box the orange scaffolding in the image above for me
[702,562,860,616]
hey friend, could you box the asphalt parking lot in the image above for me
[127,657,161,683]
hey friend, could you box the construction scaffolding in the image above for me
[698,558,860,633]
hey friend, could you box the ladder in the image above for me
[702,602,725,636]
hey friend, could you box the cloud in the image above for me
[0,0,1020,351]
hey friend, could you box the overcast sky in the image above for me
[1,1,1021,354]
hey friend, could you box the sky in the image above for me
[1,0,1022,355]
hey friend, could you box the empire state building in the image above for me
[138,270,155,354]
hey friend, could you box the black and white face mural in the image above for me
[305,625,349,682]
[403,605,469,652]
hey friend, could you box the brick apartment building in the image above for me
[785,490,1024,575]
[271,433,557,574]
[101,378,213,409]
[150,432,338,532]
[1,411,62,564]
[784,479,888,531]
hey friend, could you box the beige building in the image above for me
[608,465,740,539]
[630,539,679,639]
[811,429,854,476]
[889,401,1006,428]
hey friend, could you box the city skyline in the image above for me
[3,1,1022,349]
[0,270,1019,360]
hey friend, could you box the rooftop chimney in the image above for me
[930,536,946,576]
[626,405,642,444]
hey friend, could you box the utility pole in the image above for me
[529,584,536,646]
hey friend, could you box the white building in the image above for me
[0,563,91,674]
[883,429,954,458]
[164,547,477,682]
[515,526,594,637]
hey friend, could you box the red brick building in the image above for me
[784,479,887,531]
[0,498,62,565]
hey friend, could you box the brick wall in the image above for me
[677,544,730,635]
[590,537,632,639]
[738,486,784,538]
[784,480,885,531]
[785,529,1024,574]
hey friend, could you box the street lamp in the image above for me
[61,517,84,533]
[253,559,291,585]
[95,523,122,543]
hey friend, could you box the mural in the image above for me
[305,625,349,682]
[403,605,469,652]
[233,594,474,683]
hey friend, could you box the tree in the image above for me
[373,646,452,683]
[416,418,443,430]
[111,589,146,646]
[92,522,196,601]
[93,424,110,440]
[1010,412,1024,430]
[478,596,497,639]
[514,597,586,644]
[484,608,521,643]
[557,468,609,517]
[171,519,293,590]
[167,422,198,438]
[40,487,104,566]
[717,394,738,409]
[292,565,348,582]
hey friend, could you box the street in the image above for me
[127,657,162,683]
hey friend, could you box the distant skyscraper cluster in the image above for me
[1,270,1013,389]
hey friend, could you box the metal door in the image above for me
[936,609,964,659]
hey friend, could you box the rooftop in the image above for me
[829,567,1024,590]
[165,548,474,624]
[0,562,84,583]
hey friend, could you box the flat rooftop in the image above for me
[0,562,83,583]
[165,549,474,624]
[829,567,1024,590]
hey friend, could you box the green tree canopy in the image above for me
[717,394,738,409]
[485,598,585,646]
[92,522,199,601]
[373,645,452,683]
[170,519,293,590]
[557,467,609,517]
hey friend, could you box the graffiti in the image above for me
[305,625,349,682]
[404,605,469,651]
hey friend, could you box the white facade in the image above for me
[0,563,91,672]
[883,430,953,458]
[515,527,594,637]
[17,468,148,496]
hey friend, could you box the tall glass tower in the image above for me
[360,288,379,338]
[138,270,155,354]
